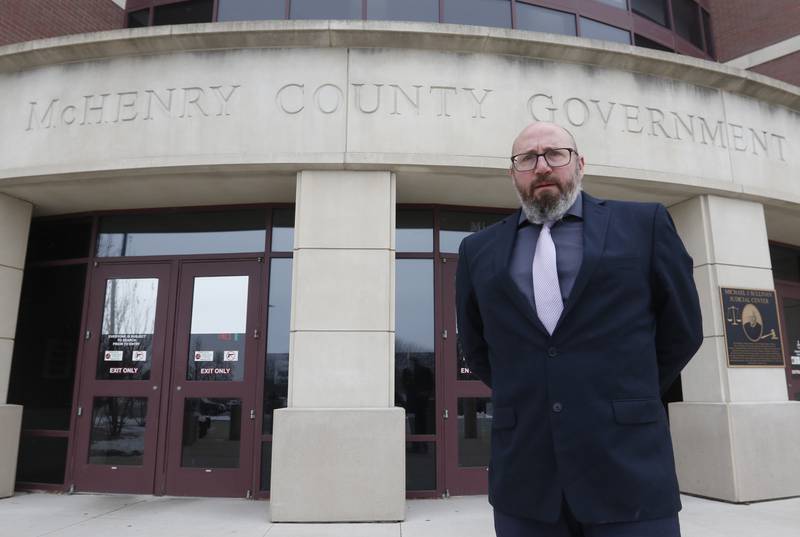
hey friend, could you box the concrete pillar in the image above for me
[0,192,32,498]
[668,195,800,502]
[270,171,405,522]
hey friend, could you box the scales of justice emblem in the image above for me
[725,302,778,342]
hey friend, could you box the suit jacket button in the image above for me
[548,347,558,357]
[552,402,563,413]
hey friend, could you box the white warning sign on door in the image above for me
[194,351,214,362]
[132,350,147,361]
[104,350,123,361]
[223,351,239,362]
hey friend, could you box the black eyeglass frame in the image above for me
[510,148,578,171]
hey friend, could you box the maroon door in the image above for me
[777,282,800,401]
[161,260,262,497]
[441,258,492,495]
[72,263,172,493]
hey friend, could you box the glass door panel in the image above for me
[186,276,249,381]
[72,263,171,494]
[181,397,241,468]
[96,278,158,381]
[163,260,262,497]
[88,396,148,465]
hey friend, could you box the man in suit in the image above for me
[456,122,703,537]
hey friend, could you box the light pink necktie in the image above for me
[533,221,563,335]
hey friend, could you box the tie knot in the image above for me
[542,221,556,231]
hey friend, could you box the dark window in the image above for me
[263,259,292,435]
[16,436,68,484]
[127,8,150,27]
[771,244,800,283]
[702,8,714,56]
[153,0,214,26]
[406,442,436,490]
[634,33,673,52]
[595,0,627,9]
[26,217,92,262]
[367,0,438,22]
[672,0,702,49]
[9,265,86,430]
[516,3,576,36]
[458,398,492,467]
[96,209,267,257]
[181,398,241,468]
[271,208,295,252]
[290,0,362,19]
[580,17,631,44]
[88,397,148,465]
[395,259,435,435]
[218,0,285,21]
[631,0,669,28]
[439,210,507,254]
[396,210,434,253]
[442,0,511,29]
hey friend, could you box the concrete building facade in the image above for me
[1,0,799,523]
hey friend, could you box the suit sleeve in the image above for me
[456,238,492,389]
[651,204,704,395]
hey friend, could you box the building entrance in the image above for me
[71,259,264,497]
[776,283,800,401]
[441,258,492,495]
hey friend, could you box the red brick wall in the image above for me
[708,0,800,62]
[751,50,800,88]
[0,0,125,47]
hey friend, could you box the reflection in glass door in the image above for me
[72,264,171,493]
[162,261,262,497]
[441,259,492,495]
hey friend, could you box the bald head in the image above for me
[511,122,579,157]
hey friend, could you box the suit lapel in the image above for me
[494,209,549,335]
[555,193,609,332]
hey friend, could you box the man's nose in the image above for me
[532,154,552,174]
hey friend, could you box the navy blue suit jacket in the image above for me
[455,193,703,524]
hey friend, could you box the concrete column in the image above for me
[668,195,800,502]
[270,171,404,522]
[0,192,31,498]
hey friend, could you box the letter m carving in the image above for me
[27,99,59,131]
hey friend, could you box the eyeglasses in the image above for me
[510,148,577,172]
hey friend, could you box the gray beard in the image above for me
[516,180,581,224]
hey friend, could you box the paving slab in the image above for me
[0,492,798,537]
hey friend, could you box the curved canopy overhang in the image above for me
[1,21,798,243]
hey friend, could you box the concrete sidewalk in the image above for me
[1,491,798,537]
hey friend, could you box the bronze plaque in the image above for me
[720,287,785,367]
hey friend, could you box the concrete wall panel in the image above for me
[291,248,393,332]
[289,331,393,407]
[270,408,406,521]
[681,336,727,403]
[0,194,31,270]
[295,171,395,250]
[0,266,24,341]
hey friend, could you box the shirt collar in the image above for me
[517,191,583,227]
